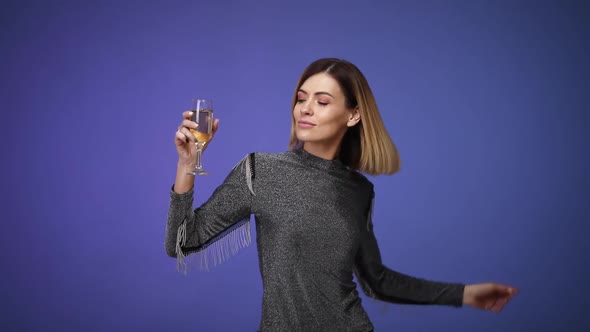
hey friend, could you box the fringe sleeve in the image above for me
[165,153,256,274]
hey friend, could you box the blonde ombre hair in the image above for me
[289,58,400,175]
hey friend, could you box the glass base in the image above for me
[188,168,209,176]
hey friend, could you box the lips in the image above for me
[297,120,316,128]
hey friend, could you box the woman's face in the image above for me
[293,73,359,148]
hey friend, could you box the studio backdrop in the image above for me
[2,1,588,331]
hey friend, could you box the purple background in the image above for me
[2,1,588,331]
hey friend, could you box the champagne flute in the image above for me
[188,98,213,176]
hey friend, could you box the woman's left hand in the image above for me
[463,283,519,312]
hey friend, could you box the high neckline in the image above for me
[292,147,347,171]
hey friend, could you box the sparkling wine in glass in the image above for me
[188,98,213,176]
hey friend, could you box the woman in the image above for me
[165,58,518,331]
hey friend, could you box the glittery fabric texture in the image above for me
[165,148,465,331]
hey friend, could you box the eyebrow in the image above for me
[298,89,334,98]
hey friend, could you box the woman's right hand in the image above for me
[175,111,219,167]
[175,111,198,166]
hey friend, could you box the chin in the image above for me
[297,128,336,141]
[295,132,316,143]
[294,131,306,141]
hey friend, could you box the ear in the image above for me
[347,107,361,127]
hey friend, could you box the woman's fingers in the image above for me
[181,127,196,143]
[175,128,192,145]
[175,115,199,146]
[495,297,509,312]
[175,130,188,145]
[177,114,219,149]
[176,127,196,145]
[212,118,220,134]
[182,110,193,119]
[181,119,198,131]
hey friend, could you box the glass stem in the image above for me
[195,143,204,169]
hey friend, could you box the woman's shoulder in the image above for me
[246,150,297,163]
[349,170,375,191]
[231,150,293,168]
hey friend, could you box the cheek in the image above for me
[317,110,348,127]
[313,115,347,138]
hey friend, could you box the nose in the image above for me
[300,101,313,116]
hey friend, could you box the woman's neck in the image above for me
[302,142,340,161]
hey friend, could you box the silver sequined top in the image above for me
[165,148,464,332]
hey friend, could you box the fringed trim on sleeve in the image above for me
[200,217,252,271]
[231,152,255,195]
[176,153,255,275]
[354,267,378,300]
[176,217,188,274]
[355,191,378,297]
[366,191,375,232]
